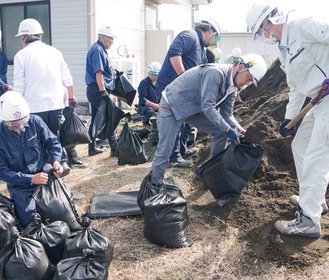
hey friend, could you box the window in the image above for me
[0,1,50,63]
[145,3,158,30]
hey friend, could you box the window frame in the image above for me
[0,0,51,65]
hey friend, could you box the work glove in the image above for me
[322,78,329,94]
[279,119,295,137]
[226,128,239,146]
[100,90,109,100]
[68,98,77,109]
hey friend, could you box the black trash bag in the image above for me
[59,108,91,147]
[196,142,265,207]
[0,209,16,251]
[137,172,166,213]
[143,191,191,248]
[118,122,148,165]
[0,227,55,280]
[133,127,150,140]
[91,96,125,140]
[33,173,82,232]
[111,70,136,106]
[63,217,114,273]
[0,193,19,226]
[54,249,106,280]
[23,213,70,265]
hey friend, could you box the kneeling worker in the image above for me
[0,91,64,227]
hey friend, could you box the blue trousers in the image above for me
[141,106,156,124]
[33,109,67,163]
[8,185,37,228]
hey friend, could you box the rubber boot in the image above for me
[109,136,118,157]
[88,141,103,156]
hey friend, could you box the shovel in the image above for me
[277,86,328,138]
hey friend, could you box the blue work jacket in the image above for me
[156,28,206,88]
[138,76,161,107]
[0,115,62,188]
[85,40,115,91]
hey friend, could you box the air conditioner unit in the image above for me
[191,0,212,5]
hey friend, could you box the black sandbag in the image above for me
[196,142,265,207]
[118,122,148,165]
[133,127,150,140]
[137,172,165,213]
[86,191,143,218]
[54,249,106,280]
[91,96,125,140]
[111,71,136,106]
[59,108,91,147]
[0,228,55,280]
[33,174,82,232]
[23,213,70,265]
[63,217,114,272]
[0,193,19,227]
[0,209,16,251]
[143,191,191,248]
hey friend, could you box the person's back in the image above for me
[14,41,68,113]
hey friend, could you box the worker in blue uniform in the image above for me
[0,91,64,228]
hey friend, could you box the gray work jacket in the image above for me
[164,63,241,133]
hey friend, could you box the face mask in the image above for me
[261,32,278,45]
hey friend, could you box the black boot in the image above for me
[88,141,104,156]
[109,136,118,157]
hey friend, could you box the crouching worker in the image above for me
[150,54,267,185]
[0,91,64,228]
[137,61,162,127]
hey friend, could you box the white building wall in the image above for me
[51,0,88,102]
[219,33,279,67]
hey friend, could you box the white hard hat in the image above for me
[198,18,220,34]
[148,61,161,75]
[98,26,116,38]
[0,91,30,122]
[245,4,277,37]
[240,54,267,86]
[232,47,242,59]
[15,18,44,37]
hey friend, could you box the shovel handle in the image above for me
[284,102,314,129]
[277,87,327,138]
[285,88,327,129]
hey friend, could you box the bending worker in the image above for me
[246,3,329,238]
[149,54,267,185]
[0,91,64,228]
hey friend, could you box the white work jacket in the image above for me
[13,41,73,113]
[278,17,329,119]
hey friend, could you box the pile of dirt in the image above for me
[194,59,329,271]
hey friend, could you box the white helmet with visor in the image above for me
[0,91,30,126]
